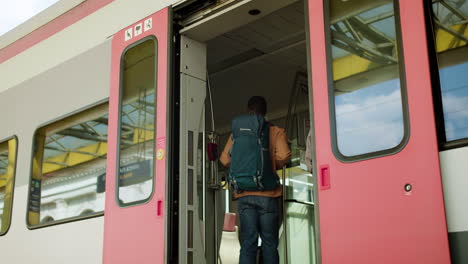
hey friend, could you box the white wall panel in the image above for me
[0,0,179,93]
[440,146,468,232]
[1,186,104,263]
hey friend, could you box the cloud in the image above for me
[0,0,60,36]
[438,61,468,140]
[442,92,468,140]
[333,68,468,153]
[334,80,405,156]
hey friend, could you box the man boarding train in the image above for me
[220,96,291,264]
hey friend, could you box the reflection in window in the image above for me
[431,0,468,142]
[117,38,157,206]
[328,1,406,157]
[28,103,108,227]
[0,137,17,235]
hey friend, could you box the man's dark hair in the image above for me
[247,96,267,116]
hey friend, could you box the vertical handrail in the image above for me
[282,165,289,264]
[207,72,222,263]
[214,188,218,264]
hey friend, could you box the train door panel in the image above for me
[178,35,208,264]
[103,8,170,264]
[307,1,450,263]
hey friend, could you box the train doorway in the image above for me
[175,0,316,263]
[174,0,453,263]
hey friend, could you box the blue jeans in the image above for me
[238,195,280,264]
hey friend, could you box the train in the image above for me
[0,0,467,263]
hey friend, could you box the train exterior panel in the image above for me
[0,33,111,262]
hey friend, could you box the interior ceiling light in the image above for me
[248,9,261,16]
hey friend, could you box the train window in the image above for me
[117,37,157,206]
[326,0,408,159]
[430,1,468,144]
[0,137,17,236]
[27,103,108,228]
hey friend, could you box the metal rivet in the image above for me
[404,184,412,192]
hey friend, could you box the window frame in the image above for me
[116,35,158,208]
[423,0,468,151]
[324,0,411,162]
[26,99,108,230]
[0,135,18,236]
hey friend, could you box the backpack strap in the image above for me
[255,121,270,191]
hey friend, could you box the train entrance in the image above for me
[175,0,316,263]
[100,0,451,263]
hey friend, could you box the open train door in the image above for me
[103,8,171,264]
[307,1,451,263]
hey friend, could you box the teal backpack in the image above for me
[228,114,279,192]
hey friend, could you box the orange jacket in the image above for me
[220,125,291,198]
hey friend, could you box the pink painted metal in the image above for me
[307,0,451,263]
[103,8,169,264]
[0,0,114,63]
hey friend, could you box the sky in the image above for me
[335,79,405,156]
[334,61,468,157]
[440,62,468,141]
[0,0,60,36]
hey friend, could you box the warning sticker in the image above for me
[134,23,143,37]
[125,28,133,41]
[144,18,153,32]
[157,149,165,160]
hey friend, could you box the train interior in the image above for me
[177,0,315,263]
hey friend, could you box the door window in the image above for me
[117,37,157,206]
[326,0,408,159]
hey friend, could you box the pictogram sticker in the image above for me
[157,149,165,160]
[144,18,153,32]
[125,28,133,41]
[134,23,143,37]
